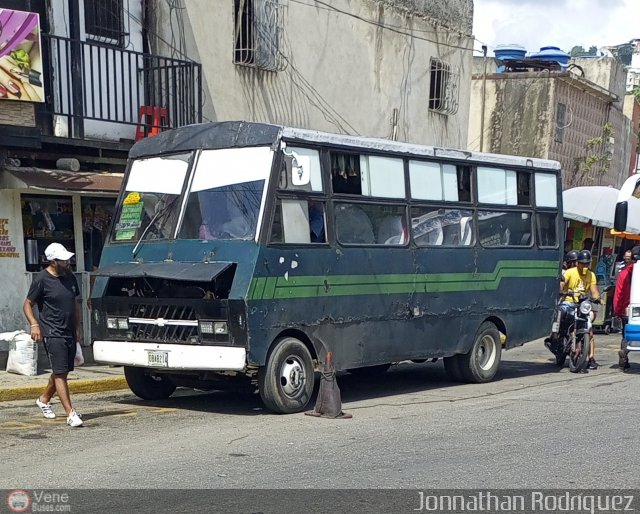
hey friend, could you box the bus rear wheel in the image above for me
[258,337,315,414]
[124,366,176,400]
[458,322,502,383]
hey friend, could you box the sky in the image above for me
[473,0,639,55]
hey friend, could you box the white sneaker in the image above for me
[35,398,56,419]
[67,409,83,427]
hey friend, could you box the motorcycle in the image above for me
[548,292,599,373]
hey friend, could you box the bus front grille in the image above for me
[128,304,198,344]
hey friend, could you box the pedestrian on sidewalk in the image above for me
[22,242,83,427]
[614,245,640,372]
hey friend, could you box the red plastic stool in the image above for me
[135,106,168,141]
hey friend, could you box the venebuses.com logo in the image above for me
[6,490,30,513]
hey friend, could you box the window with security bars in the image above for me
[233,0,285,71]
[428,58,459,115]
[84,0,127,47]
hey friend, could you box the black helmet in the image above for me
[565,250,579,263]
[632,246,640,262]
[577,250,592,264]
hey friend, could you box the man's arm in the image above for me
[589,272,600,300]
[23,298,42,342]
[75,300,82,343]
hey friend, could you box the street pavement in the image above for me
[1,333,639,492]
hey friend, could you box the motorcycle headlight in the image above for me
[579,301,592,315]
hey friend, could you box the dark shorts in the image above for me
[43,337,75,374]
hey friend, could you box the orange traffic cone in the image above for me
[305,352,352,419]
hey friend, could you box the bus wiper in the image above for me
[131,200,173,259]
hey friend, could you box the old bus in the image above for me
[92,121,562,413]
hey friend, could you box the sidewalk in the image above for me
[0,364,128,402]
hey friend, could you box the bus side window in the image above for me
[335,204,375,244]
[331,153,362,195]
[270,199,326,244]
[377,215,406,245]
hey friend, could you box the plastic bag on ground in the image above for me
[74,342,85,366]
[6,331,38,376]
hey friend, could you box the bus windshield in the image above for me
[178,146,273,241]
[111,153,191,243]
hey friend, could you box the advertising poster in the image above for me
[0,8,44,102]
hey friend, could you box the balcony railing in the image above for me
[42,34,202,140]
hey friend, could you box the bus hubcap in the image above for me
[477,335,497,371]
[280,356,305,397]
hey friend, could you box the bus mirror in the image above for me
[614,202,628,232]
[285,151,310,186]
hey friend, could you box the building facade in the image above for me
[0,0,201,340]
[468,55,633,190]
[146,0,474,148]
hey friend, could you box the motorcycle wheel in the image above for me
[568,335,590,373]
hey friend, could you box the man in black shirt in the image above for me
[23,243,83,427]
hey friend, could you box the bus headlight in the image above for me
[214,322,228,335]
[199,320,228,335]
[579,301,592,315]
[107,317,129,330]
[632,307,640,318]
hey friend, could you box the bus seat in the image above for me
[336,205,375,244]
[520,233,531,245]
[377,215,406,245]
[460,217,473,245]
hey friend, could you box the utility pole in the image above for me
[479,45,488,153]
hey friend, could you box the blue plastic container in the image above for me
[493,44,527,61]
[528,46,570,67]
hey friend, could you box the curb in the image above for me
[0,377,129,402]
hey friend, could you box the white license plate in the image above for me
[551,322,559,333]
[147,351,168,367]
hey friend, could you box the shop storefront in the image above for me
[0,167,123,343]
[563,186,636,331]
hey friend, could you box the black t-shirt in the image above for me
[27,270,80,339]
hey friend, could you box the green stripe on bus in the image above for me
[249,260,558,300]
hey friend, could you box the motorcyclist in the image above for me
[561,250,600,370]
[545,250,579,352]
[560,250,579,285]
[614,245,640,371]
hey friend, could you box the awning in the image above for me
[0,167,123,193]
[562,186,619,228]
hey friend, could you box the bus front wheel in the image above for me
[458,322,502,383]
[124,366,176,400]
[258,337,315,414]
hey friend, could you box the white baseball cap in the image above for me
[44,242,74,261]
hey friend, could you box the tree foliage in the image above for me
[570,45,598,57]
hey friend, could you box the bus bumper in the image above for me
[94,341,247,371]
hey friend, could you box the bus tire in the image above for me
[459,322,502,383]
[124,366,176,400]
[258,337,315,414]
[443,355,464,382]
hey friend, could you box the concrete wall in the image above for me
[148,0,473,148]
[469,70,631,189]
[0,189,29,334]
[548,77,621,188]
[468,73,552,157]
[571,57,627,110]
[624,95,640,175]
